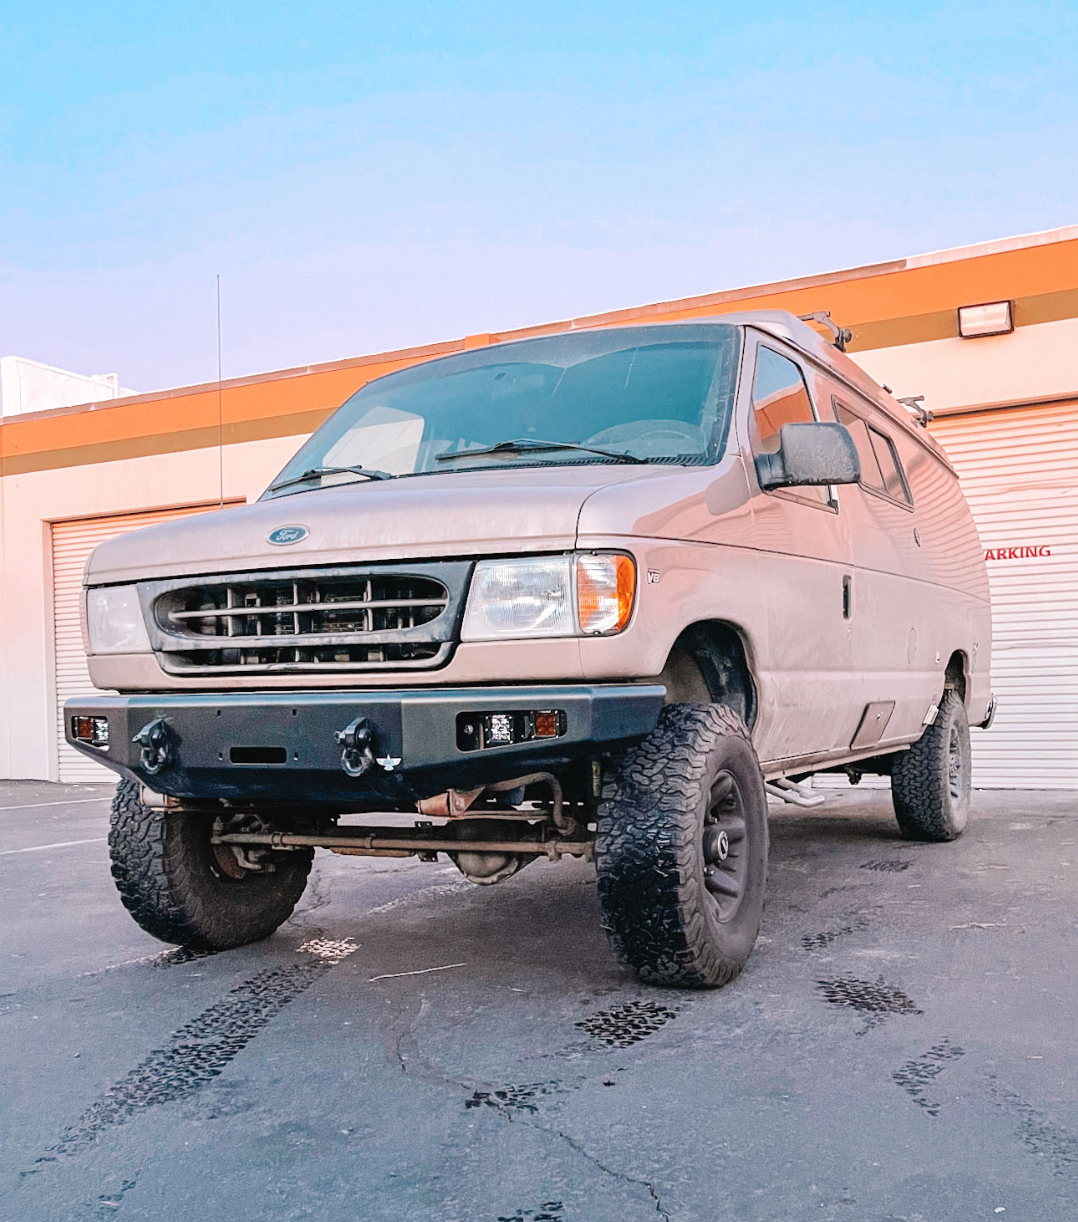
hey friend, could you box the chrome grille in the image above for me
[144,562,470,674]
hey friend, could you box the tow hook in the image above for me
[335,717,375,778]
[132,717,174,776]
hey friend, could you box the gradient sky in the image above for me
[2,1,1076,393]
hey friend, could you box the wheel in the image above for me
[595,703,769,989]
[108,778,313,949]
[891,688,971,842]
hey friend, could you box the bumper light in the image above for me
[457,710,567,752]
[72,716,110,749]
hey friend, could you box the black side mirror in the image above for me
[755,422,861,490]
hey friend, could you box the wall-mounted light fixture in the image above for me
[957,300,1014,338]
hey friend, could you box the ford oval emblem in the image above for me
[267,525,309,546]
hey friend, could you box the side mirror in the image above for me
[755,422,861,490]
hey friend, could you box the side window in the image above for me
[868,428,912,504]
[834,404,884,485]
[752,347,830,506]
[752,347,817,453]
[834,402,912,505]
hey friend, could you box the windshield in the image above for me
[263,324,742,498]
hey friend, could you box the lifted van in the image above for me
[68,311,993,988]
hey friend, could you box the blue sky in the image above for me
[1,1,1076,391]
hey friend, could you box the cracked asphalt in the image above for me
[3,780,1078,1221]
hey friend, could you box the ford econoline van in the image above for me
[67,311,993,987]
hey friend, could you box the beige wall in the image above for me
[0,433,305,780]
[856,317,1078,414]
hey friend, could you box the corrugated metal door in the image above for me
[52,504,223,783]
[931,400,1078,788]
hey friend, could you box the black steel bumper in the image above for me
[64,684,666,807]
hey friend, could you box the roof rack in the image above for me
[797,311,852,352]
[897,395,934,427]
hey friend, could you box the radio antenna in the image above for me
[216,274,224,508]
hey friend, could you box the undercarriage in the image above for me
[163,768,595,887]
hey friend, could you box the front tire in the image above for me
[891,689,971,842]
[108,778,313,949]
[595,704,769,989]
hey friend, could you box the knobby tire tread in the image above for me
[595,703,768,990]
[891,689,971,842]
[108,778,312,949]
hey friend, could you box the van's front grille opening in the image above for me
[146,565,467,674]
[164,574,448,637]
[164,641,447,671]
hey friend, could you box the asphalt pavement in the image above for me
[2,780,1077,1222]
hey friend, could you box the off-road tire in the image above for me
[108,778,313,949]
[595,703,769,989]
[891,689,971,842]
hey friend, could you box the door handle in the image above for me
[842,574,853,620]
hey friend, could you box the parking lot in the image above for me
[2,780,1077,1221]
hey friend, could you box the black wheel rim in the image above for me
[702,769,747,922]
[947,724,964,803]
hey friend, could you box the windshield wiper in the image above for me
[435,438,647,465]
[267,465,393,493]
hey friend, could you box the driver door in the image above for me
[740,335,859,765]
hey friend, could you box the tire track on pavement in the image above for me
[27,937,356,1167]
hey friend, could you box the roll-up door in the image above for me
[931,399,1078,788]
[52,504,225,783]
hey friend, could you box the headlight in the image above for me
[461,553,635,641]
[84,585,152,654]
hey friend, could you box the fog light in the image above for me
[72,716,110,748]
[488,713,514,744]
[456,710,568,752]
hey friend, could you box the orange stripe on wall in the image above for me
[516,237,1078,333]
[2,237,1077,475]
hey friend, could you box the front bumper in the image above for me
[64,684,666,807]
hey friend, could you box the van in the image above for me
[67,310,993,988]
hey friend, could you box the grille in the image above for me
[145,563,470,674]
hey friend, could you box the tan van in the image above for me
[68,311,993,988]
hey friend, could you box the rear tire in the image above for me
[108,778,313,949]
[891,689,971,842]
[595,704,769,989]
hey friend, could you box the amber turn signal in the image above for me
[575,553,635,635]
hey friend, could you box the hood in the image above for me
[85,464,665,585]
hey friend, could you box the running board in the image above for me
[765,778,827,808]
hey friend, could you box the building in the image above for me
[0,356,137,417]
[1,227,1075,787]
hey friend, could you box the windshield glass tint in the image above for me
[263,325,741,495]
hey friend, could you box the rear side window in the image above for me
[868,429,911,502]
[834,403,912,505]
